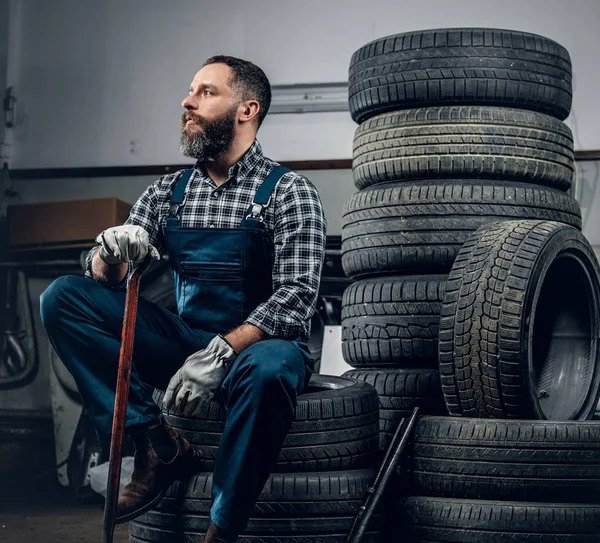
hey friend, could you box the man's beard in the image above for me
[179,107,237,161]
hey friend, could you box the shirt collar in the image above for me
[194,139,264,185]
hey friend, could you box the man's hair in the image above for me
[203,55,272,128]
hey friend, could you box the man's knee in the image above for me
[235,339,303,391]
[40,275,88,327]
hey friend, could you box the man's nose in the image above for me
[182,94,197,110]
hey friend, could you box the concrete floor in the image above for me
[1,506,130,543]
[0,465,129,542]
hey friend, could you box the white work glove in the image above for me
[95,225,159,264]
[163,335,237,416]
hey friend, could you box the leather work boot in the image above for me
[204,522,237,543]
[115,419,197,523]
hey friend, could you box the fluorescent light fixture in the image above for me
[269,82,349,114]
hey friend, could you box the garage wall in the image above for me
[578,160,600,248]
[11,169,356,236]
[6,0,600,170]
[0,0,9,154]
[8,161,600,243]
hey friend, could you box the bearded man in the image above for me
[40,56,326,543]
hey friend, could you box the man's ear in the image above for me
[238,100,260,125]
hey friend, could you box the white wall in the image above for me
[8,0,600,169]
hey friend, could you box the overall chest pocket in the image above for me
[178,261,245,332]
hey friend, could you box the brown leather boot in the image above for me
[204,522,237,543]
[115,420,197,523]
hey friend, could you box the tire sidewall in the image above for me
[522,226,600,419]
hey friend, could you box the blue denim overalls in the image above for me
[165,166,284,332]
[40,165,314,534]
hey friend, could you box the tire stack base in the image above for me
[131,376,383,541]
[345,27,600,541]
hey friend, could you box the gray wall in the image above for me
[578,161,600,247]
[0,0,9,153]
[11,168,356,236]
[0,0,10,163]
[6,0,600,169]
[9,162,600,244]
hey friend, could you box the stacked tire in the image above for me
[341,27,584,449]
[341,276,449,449]
[129,375,384,542]
[404,416,600,542]
[343,28,600,541]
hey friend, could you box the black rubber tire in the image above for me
[341,180,582,278]
[402,497,600,542]
[341,275,447,367]
[412,416,600,503]
[352,107,574,191]
[439,220,600,420]
[343,369,446,450]
[154,375,380,472]
[349,27,572,123]
[130,470,382,542]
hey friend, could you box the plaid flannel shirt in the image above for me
[86,140,327,341]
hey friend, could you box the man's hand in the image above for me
[163,335,237,415]
[95,225,156,265]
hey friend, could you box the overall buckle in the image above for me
[245,195,272,223]
[168,192,188,221]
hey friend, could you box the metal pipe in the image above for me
[0,260,81,267]
[346,407,420,543]
[3,332,26,375]
[103,255,152,543]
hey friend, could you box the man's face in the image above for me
[180,63,240,161]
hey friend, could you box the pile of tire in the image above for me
[341,27,585,449]
[129,375,385,542]
[343,27,600,541]
[404,416,600,541]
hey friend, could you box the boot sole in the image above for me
[115,486,166,524]
[114,451,200,524]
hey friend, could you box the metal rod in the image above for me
[346,407,420,543]
[102,259,150,543]
[0,260,81,267]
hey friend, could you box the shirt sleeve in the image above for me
[244,174,327,340]
[84,178,165,284]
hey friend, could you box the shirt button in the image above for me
[209,224,215,228]
[212,191,220,198]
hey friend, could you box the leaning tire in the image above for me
[154,375,380,472]
[343,369,446,449]
[130,470,383,543]
[352,107,574,191]
[349,27,572,123]
[341,275,447,367]
[439,220,600,420]
[402,497,600,542]
[413,416,600,503]
[341,181,582,278]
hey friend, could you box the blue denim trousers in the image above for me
[40,274,313,534]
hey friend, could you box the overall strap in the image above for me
[166,168,194,226]
[242,165,291,226]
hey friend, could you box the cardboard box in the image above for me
[8,197,131,250]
